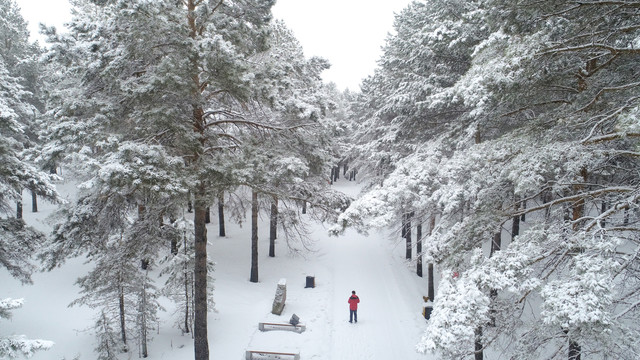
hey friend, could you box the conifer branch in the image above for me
[513,187,635,217]
[577,83,640,113]
[541,43,640,56]
[582,131,640,144]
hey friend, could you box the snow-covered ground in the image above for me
[2,179,436,359]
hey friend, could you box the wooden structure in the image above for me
[245,350,300,360]
[258,322,306,333]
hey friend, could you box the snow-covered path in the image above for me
[323,226,428,360]
[236,180,432,360]
[2,179,435,360]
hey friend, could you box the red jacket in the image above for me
[348,295,360,310]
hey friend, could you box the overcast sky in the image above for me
[15,0,413,91]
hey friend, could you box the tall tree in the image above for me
[38,2,314,359]
[340,0,640,359]
[0,4,58,357]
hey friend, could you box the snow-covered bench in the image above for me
[258,322,306,333]
[245,349,300,360]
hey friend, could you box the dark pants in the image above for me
[350,309,357,322]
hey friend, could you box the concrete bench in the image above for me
[245,349,300,360]
[258,322,306,333]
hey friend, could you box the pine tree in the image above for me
[160,217,214,335]
[0,3,57,356]
[0,298,54,359]
[41,2,276,358]
[341,0,640,359]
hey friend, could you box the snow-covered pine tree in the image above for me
[218,20,349,278]
[341,0,640,359]
[0,3,58,357]
[1,0,58,229]
[0,298,54,359]
[94,310,119,360]
[41,1,277,358]
[135,267,161,358]
[69,235,143,355]
[160,217,214,336]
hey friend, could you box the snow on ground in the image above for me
[2,178,436,359]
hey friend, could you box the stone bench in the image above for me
[258,322,306,333]
[245,349,300,360]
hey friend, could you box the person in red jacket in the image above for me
[348,290,360,323]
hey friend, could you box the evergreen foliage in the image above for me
[343,0,640,359]
[0,2,56,357]
[38,1,347,358]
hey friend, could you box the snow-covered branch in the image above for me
[582,132,640,144]
[577,83,640,113]
[0,336,54,359]
[514,187,636,217]
[0,298,23,319]
[543,1,640,18]
[584,192,640,231]
[541,43,640,56]
[614,299,640,320]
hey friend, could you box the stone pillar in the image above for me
[272,278,287,315]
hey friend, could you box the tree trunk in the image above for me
[512,209,520,239]
[218,192,225,237]
[184,229,190,334]
[193,183,209,360]
[490,231,501,256]
[140,283,148,358]
[474,326,483,360]
[401,212,407,239]
[31,189,37,212]
[205,206,210,224]
[171,240,179,256]
[404,211,413,260]
[416,220,422,277]
[16,199,22,219]
[302,199,307,214]
[269,196,278,257]
[427,214,436,300]
[569,339,581,360]
[187,190,193,213]
[118,280,127,351]
[565,168,588,360]
[138,203,149,270]
[489,230,502,326]
[250,190,259,283]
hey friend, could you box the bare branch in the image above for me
[577,83,640,112]
[615,299,640,320]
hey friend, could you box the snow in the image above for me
[2,179,435,359]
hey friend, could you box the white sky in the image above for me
[15,0,413,91]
